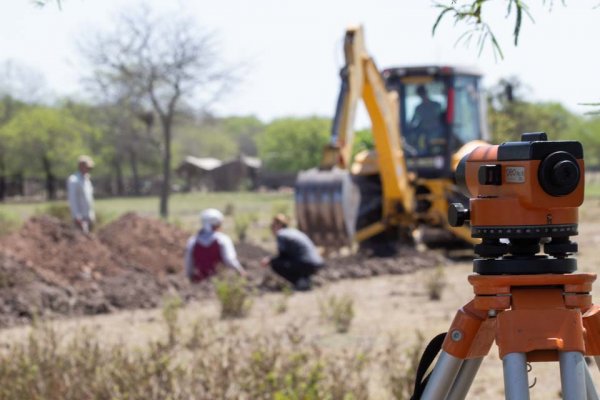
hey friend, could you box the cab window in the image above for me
[453,76,481,145]
[401,81,447,156]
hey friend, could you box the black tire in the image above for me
[353,174,414,257]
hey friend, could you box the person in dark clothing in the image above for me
[261,214,324,290]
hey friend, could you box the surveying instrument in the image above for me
[413,132,600,399]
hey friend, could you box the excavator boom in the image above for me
[296,26,484,252]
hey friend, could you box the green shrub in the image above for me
[383,332,426,400]
[224,202,235,216]
[319,293,355,333]
[425,266,447,301]
[162,295,183,347]
[214,274,253,319]
[234,213,258,242]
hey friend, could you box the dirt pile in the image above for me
[98,213,189,277]
[1,216,123,287]
[0,215,204,326]
[0,214,443,327]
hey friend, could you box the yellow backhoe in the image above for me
[295,26,489,255]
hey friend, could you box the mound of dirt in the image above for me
[98,212,189,277]
[0,215,202,326]
[0,213,443,327]
[0,216,124,287]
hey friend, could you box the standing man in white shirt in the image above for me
[67,155,95,233]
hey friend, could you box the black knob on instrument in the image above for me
[448,203,470,227]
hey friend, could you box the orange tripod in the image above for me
[421,131,594,398]
[419,272,600,399]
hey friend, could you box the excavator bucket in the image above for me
[295,168,360,249]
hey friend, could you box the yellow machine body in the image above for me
[295,26,489,251]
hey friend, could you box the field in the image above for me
[0,190,600,399]
[0,191,294,240]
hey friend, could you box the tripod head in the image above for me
[449,132,584,274]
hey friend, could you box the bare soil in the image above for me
[0,213,440,327]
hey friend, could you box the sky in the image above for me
[0,0,599,123]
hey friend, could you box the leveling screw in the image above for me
[451,330,463,341]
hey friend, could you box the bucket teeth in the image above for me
[295,168,360,248]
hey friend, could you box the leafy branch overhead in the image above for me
[433,1,598,111]
[433,0,535,59]
[32,0,62,9]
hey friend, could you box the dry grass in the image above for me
[382,332,426,400]
[424,266,447,301]
[0,263,585,399]
[214,274,253,319]
[0,313,401,399]
[233,212,258,242]
[319,293,355,333]
[274,285,293,315]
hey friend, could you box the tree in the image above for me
[174,114,265,164]
[352,128,375,158]
[80,6,232,217]
[0,107,87,199]
[0,95,28,200]
[570,117,600,166]
[220,116,265,156]
[257,117,330,172]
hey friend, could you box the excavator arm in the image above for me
[297,26,415,247]
[323,26,414,223]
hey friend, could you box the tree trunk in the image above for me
[15,172,24,197]
[113,158,125,196]
[159,119,171,218]
[128,148,141,196]
[0,153,6,201]
[42,156,56,200]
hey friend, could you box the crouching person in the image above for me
[185,208,246,283]
[261,214,324,291]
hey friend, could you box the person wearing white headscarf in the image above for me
[184,208,246,282]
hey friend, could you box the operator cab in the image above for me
[383,66,489,178]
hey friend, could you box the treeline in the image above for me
[488,78,600,165]
[1,79,599,201]
[0,93,331,200]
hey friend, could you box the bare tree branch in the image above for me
[78,5,236,217]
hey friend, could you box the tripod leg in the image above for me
[446,358,484,400]
[503,352,530,400]
[594,357,600,376]
[585,363,599,400]
[559,351,587,400]
[421,351,463,400]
